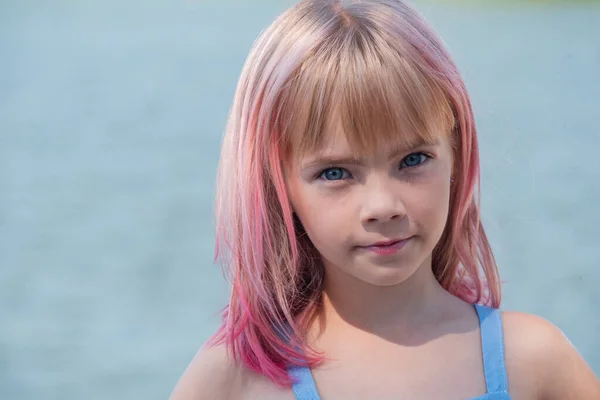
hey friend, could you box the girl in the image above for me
[171,1,600,399]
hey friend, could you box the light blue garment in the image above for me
[287,304,512,399]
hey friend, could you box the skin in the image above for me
[285,126,455,337]
[170,127,600,400]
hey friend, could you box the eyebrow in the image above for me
[301,137,439,169]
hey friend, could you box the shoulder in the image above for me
[169,343,241,400]
[500,310,600,400]
[169,342,295,400]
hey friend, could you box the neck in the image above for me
[311,257,458,344]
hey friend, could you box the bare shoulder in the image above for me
[169,342,295,400]
[169,342,241,400]
[501,310,600,400]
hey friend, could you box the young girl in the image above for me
[171,1,600,399]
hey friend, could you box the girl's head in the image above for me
[212,0,501,386]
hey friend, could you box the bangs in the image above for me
[278,24,456,161]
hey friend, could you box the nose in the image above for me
[359,176,406,224]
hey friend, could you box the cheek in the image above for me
[288,182,322,234]
[296,194,348,240]
[295,210,344,265]
[404,166,450,218]
[290,188,353,258]
[415,178,451,236]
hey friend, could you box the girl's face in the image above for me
[285,126,454,287]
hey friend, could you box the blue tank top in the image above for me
[287,304,512,399]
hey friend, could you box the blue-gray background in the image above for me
[1,0,598,398]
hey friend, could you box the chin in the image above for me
[354,263,421,287]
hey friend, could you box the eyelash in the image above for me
[316,152,432,181]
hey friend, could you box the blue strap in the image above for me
[288,364,322,400]
[474,304,509,393]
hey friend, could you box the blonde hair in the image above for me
[210,0,501,386]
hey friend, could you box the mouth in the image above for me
[358,237,413,255]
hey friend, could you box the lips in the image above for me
[369,239,405,247]
[358,237,412,256]
[364,237,410,247]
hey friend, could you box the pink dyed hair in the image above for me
[209,0,501,387]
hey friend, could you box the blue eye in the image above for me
[400,152,429,168]
[319,167,350,181]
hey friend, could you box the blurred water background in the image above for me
[1,0,599,398]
